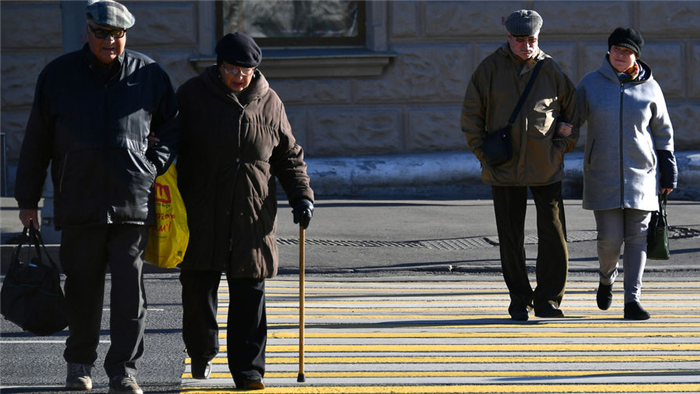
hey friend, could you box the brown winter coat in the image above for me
[176,66,313,278]
[461,44,578,186]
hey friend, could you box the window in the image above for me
[191,0,393,78]
[218,0,365,47]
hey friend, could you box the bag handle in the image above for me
[506,60,544,128]
[658,190,668,217]
[13,219,61,273]
[30,222,61,273]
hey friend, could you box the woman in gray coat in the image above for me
[576,28,677,320]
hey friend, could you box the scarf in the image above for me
[617,61,641,83]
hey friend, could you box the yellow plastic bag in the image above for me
[145,164,189,268]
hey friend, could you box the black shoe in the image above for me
[624,301,650,320]
[535,303,564,318]
[596,283,613,310]
[508,305,530,321]
[191,361,212,380]
[235,375,265,390]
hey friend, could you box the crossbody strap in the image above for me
[506,60,544,127]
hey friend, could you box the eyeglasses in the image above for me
[514,36,537,44]
[88,25,126,39]
[220,64,255,77]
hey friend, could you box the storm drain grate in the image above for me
[277,227,699,251]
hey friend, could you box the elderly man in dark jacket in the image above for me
[14,1,180,393]
[176,32,314,390]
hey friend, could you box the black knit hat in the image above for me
[608,27,644,56]
[215,32,262,68]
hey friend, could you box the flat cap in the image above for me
[505,9,542,37]
[86,0,135,30]
[215,32,262,68]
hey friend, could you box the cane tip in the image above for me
[297,373,306,382]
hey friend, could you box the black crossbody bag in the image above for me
[481,61,544,167]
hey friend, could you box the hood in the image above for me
[598,55,653,84]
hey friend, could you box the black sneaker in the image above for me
[596,282,613,310]
[108,374,143,394]
[191,360,212,380]
[535,303,565,318]
[66,363,93,390]
[624,301,651,320]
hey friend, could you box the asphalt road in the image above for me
[0,272,185,394]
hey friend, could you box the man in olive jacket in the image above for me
[14,2,180,393]
[461,10,578,321]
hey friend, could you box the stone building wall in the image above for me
[2,1,699,197]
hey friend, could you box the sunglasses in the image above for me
[88,25,126,39]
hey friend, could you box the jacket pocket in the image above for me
[586,139,597,168]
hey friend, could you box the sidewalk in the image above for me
[2,197,699,274]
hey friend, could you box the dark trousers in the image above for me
[180,270,267,382]
[491,182,568,311]
[60,224,148,378]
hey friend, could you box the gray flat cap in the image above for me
[86,0,135,30]
[505,9,542,37]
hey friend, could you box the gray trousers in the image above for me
[594,208,652,304]
[60,224,149,378]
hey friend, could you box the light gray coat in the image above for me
[577,56,674,211]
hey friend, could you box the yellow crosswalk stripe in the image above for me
[183,278,700,393]
[181,383,700,393]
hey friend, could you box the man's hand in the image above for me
[19,208,39,230]
[556,121,573,137]
[147,132,160,148]
[292,199,314,229]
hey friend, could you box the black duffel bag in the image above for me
[1,221,68,335]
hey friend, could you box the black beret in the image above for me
[215,32,262,68]
[608,27,644,56]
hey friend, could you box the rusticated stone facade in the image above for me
[2,1,699,198]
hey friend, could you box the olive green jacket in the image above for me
[461,43,578,186]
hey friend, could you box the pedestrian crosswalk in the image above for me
[181,276,700,393]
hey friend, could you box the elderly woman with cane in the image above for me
[175,32,314,390]
[575,27,677,320]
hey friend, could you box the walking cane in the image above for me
[297,225,306,382]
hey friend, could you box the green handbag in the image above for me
[647,191,670,260]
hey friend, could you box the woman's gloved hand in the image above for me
[292,199,314,229]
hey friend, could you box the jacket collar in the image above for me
[202,65,269,105]
[81,43,126,69]
[499,43,546,75]
[598,54,653,84]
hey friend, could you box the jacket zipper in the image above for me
[228,105,246,253]
[618,83,625,207]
